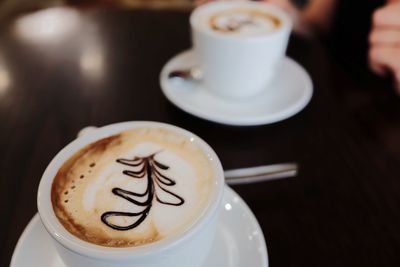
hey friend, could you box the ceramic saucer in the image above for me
[160,50,313,126]
[11,186,268,267]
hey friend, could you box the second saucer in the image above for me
[160,50,313,126]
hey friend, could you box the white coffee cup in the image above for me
[190,1,292,99]
[37,121,225,267]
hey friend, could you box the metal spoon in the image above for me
[224,163,298,185]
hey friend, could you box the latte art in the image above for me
[101,153,185,231]
[51,128,214,247]
[209,9,281,35]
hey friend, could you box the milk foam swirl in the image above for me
[101,153,184,231]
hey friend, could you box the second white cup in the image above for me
[190,1,292,99]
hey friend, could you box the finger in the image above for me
[372,3,400,27]
[369,46,400,76]
[369,29,400,46]
[369,46,388,76]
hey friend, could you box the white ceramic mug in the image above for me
[190,1,292,99]
[37,121,225,267]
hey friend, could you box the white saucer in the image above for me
[11,186,268,267]
[160,50,313,126]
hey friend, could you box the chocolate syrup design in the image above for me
[101,153,184,230]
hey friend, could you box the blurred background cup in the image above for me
[190,0,292,99]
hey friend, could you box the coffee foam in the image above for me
[201,8,281,36]
[51,128,214,247]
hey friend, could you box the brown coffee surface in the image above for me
[51,128,214,247]
[209,8,281,34]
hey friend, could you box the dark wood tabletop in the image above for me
[1,6,400,267]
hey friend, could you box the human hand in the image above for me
[369,1,400,92]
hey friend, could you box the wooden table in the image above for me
[1,7,400,267]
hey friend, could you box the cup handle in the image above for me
[77,126,98,138]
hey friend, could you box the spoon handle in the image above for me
[224,163,298,185]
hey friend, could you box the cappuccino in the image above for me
[51,127,214,247]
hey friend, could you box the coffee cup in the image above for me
[190,1,292,99]
[37,121,224,267]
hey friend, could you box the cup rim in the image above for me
[37,121,225,260]
[190,0,292,41]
